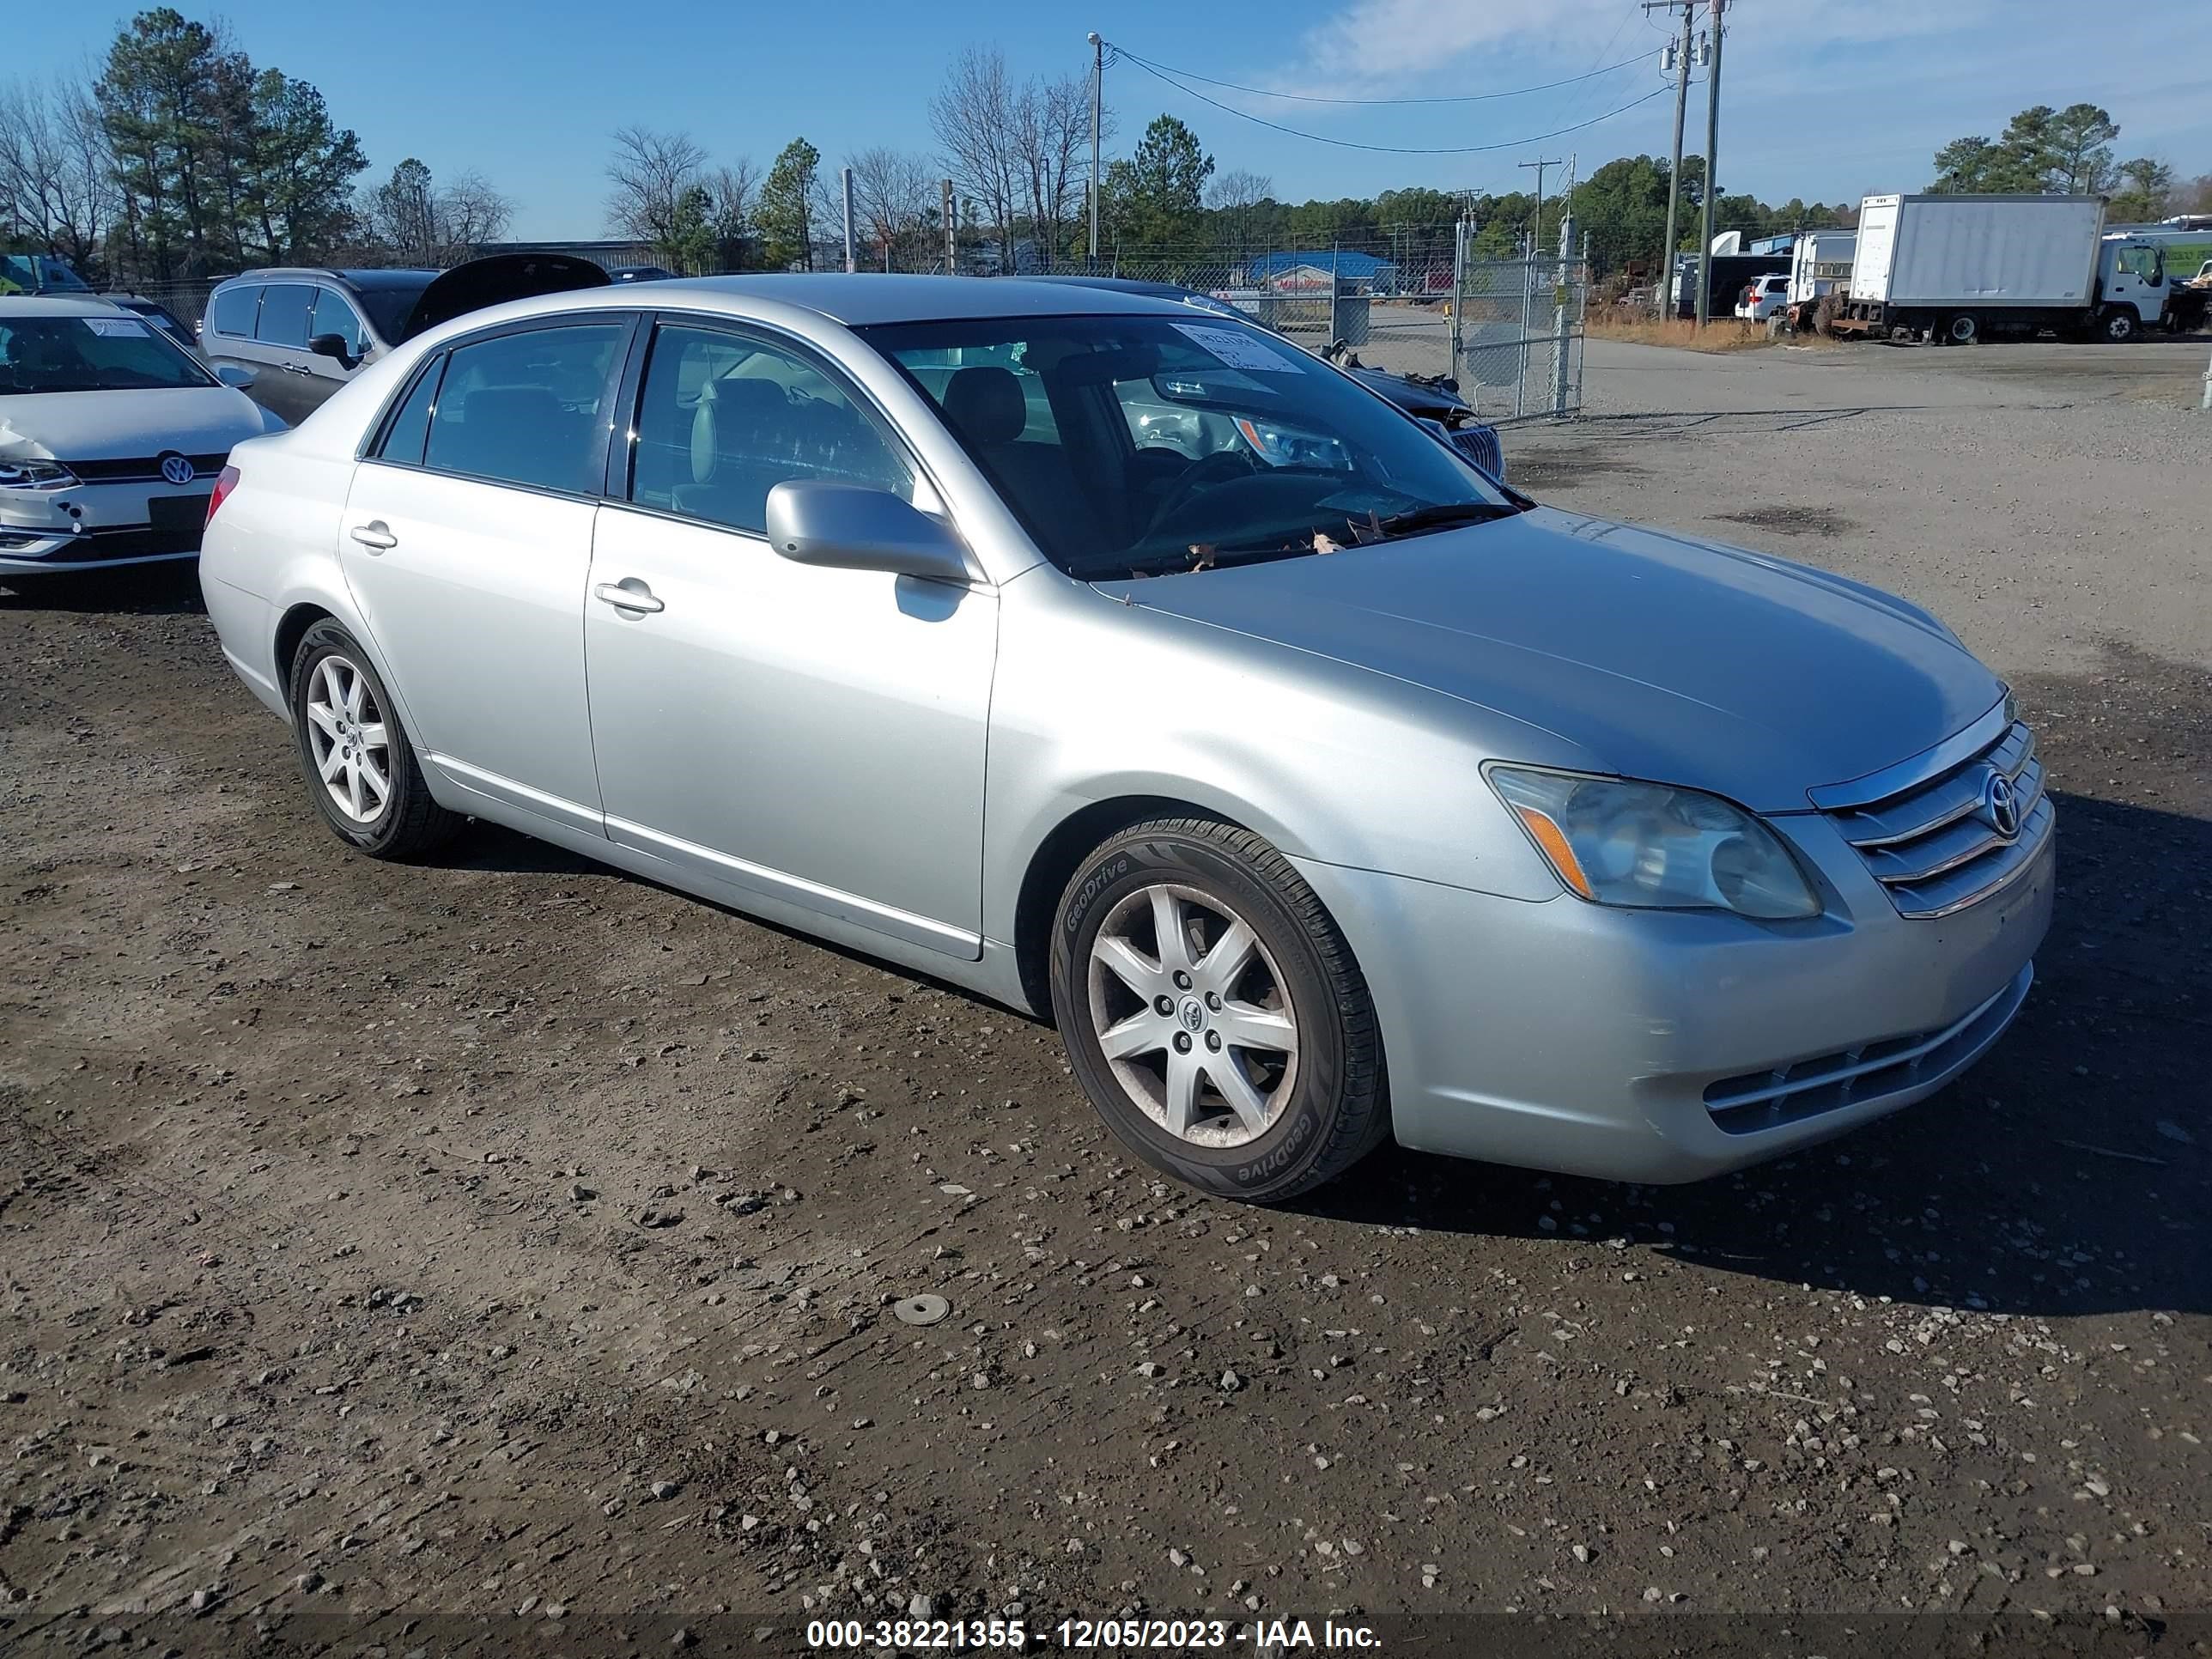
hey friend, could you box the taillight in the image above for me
[205,465,240,526]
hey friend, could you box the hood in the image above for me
[1347,365,1471,421]
[1111,507,2001,813]
[0,386,271,463]
[397,253,611,343]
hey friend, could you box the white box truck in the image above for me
[1783,229,1856,331]
[1834,194,2174,343]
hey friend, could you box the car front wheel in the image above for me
[287,619,459,860]
[1048,817,1386,1202]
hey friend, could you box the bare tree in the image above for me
[357,157,514,264]
[848,145,936,269]
[604,125,708,254]
[1,78,121,276]
[435,169,514,250]
[1206,167,1272,253]
[929,46,1021,269]
[1012,71,1101,266]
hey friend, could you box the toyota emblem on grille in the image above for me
[158,453,196,485]
[1982,769,2021,840]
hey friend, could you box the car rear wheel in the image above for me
[288,619,460,860]
[1048,817,1386,1203]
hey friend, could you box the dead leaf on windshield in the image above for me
[1188,544,1218,570]
[1312,531,1344,555]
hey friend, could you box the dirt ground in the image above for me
[2,337,2208,1658]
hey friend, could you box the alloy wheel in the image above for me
[302,653,391,823]
[1085,882,1301,1148]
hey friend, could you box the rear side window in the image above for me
[422,323,626,495]
[210,284,261,337]
[377,356,447,466]
[254,283,313,347]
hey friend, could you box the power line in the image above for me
[1106,45,1651,106]
[1109,48,1673,156]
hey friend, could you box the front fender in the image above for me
[979,573,1579,945]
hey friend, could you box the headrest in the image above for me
[941,365,1026,447]
[690,376,788,485]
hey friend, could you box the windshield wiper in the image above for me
[1370,501,1524,538]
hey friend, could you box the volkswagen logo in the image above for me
[158,453,197,486]
[1982,769,2022,840]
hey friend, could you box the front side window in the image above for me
[254,283,313,347]
[421,323,625,495]
[629,322,912,535]
[0,314,217,393]
[210,284,261,338]
[312,288,368,356]
[865,313,1516,577]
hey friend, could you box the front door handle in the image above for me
[349,520,398,551]
[594,579,664,614]
[283,362,314,376]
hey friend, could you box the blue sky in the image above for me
[17,0,2212,238]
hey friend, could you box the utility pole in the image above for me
[942,178,956,274]
[1696,0,1727,325]
[841,167,855,274]
[1645,0,1698,317]
[1519,157,1562,250]
[1087,33,1103,263]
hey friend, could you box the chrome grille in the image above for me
[1824,720,2051,919]
[1449,424,1504,481]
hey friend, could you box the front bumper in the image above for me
[1293,805,2054,1184]
[0,479,211,573]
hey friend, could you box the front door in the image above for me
[583,319,995,957]
[337,316,633,835]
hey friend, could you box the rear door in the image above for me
[338,314,636,836]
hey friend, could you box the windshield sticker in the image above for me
[83,318,151,337]
[1171,323,1304,374]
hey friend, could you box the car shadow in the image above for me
[0,562,207,615]
[1295,787,2210,1319]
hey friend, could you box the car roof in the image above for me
[0,295,131,318]
[219,267,439,289]
[483,273,1201,329]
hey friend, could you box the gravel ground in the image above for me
[1,340,2207,1657]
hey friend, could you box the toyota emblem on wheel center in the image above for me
[1982,769,2022,840]
[158,453,196,485]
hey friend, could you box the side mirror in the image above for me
[765,481,973,585]
[307,331,356,368]
[214,363,256,390]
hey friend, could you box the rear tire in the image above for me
[1945,313,1978,345]
[287,619,460,860]
[1048,818,1386,1203]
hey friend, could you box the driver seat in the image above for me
[939,366,1097,558]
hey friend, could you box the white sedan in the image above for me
[1,296,284,577]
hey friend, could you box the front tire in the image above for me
[1048,818,1386,1203]
[2102,307,2140,343]
[287,620,459,860]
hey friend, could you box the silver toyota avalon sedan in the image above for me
[198,276,2053,1203]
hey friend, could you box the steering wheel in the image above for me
[1144,451,1260,537]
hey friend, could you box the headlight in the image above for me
[1232,416,1348,471]
[0,459,78,490]
[1488,766,1820,920]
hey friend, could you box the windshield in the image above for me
[862,313,1517,578]
[0,313,218,393]
[1,254,92,295]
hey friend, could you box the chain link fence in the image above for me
[1450,237,1589,425]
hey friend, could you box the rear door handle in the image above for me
[349,521,398,551]
[594,580,664,614]
[283,362,313,376]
